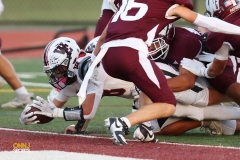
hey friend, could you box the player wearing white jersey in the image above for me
[19,37,240,142]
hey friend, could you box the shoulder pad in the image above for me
[78,56,91,80]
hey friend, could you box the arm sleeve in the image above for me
[193,14,240,35]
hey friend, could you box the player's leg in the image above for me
[102,47,176,144]
[152,117,236,136]
[226,82,240,105]
[0,76,4,88]
[174,103,240,121]
[208,57,239,105]
[155,118,200,136]
[0,53,33,108]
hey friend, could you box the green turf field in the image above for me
[0,0,206,27]
[0,58,240,148]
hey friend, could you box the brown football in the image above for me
[26,105,53,124]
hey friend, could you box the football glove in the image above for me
[180,58,206,77]
[32,96,61,118]
[19,105,39,125]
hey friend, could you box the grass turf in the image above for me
[0,58,239,148]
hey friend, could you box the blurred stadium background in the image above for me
[0,0,203,29]
[3,0,239,147]
[0,0,204,55]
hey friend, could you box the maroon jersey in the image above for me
[155,27,202,70]
[105,0,193,45]
[94,10,114,37]
[206,11,240,58]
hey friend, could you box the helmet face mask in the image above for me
[148,24,173,60]
[148,37,169,60]
[43,37,80,90]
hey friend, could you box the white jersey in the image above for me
[55,56,134,103]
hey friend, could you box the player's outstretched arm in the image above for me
[169,5,240,35]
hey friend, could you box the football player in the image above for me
[182,0,240,83]
[19,37,240,143]
[77,0,240,145]
[0,1,33,109]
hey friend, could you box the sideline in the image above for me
[1,127,240,150]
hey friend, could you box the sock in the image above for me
[15,86,28,100]
[201,120,211,127]
[120,117,131,128]
[203,104,240,120]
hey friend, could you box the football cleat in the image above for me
[104,117,129,145]
[201,120,222,135]
[133,122,158,142]
[1,93,34,108]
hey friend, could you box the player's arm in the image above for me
[167,66,197,92]
[181,43,230,78]
[205,43,230,77]
[168,5,240,35]
[91,23,109,61]
[52,98,66,108]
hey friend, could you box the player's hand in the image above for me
[32,96,57,118]
[180,58,206,77]
[64,125,77,134]
[19,105,39,125]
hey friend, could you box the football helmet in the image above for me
[205,0,240,19]
[148,24,174,60]
[42,37,80,90]
[85,36,100,54]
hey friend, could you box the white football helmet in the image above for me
[42,37,80,90]
[148,24,174,60]
[205,0,240,19]
[85,36,100,54]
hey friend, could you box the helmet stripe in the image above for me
[43,39,56,66]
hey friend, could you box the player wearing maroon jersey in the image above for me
[181,0,240,78]
[150,24,240,107]
[94,0,116,37]
[88,0,240,145]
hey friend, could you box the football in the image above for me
[26,105,53,124]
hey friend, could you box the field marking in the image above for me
[0,88,51,93]
[21,81,51,87]
[1,127,240,150]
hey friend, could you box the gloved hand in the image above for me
[19,105,39,125]
[180,58,206,77]
[130,85,141,100]
[32,96,59,118]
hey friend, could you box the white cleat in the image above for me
[1,93,34,108]
[104,117,129,145]
[133,122,158,142]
